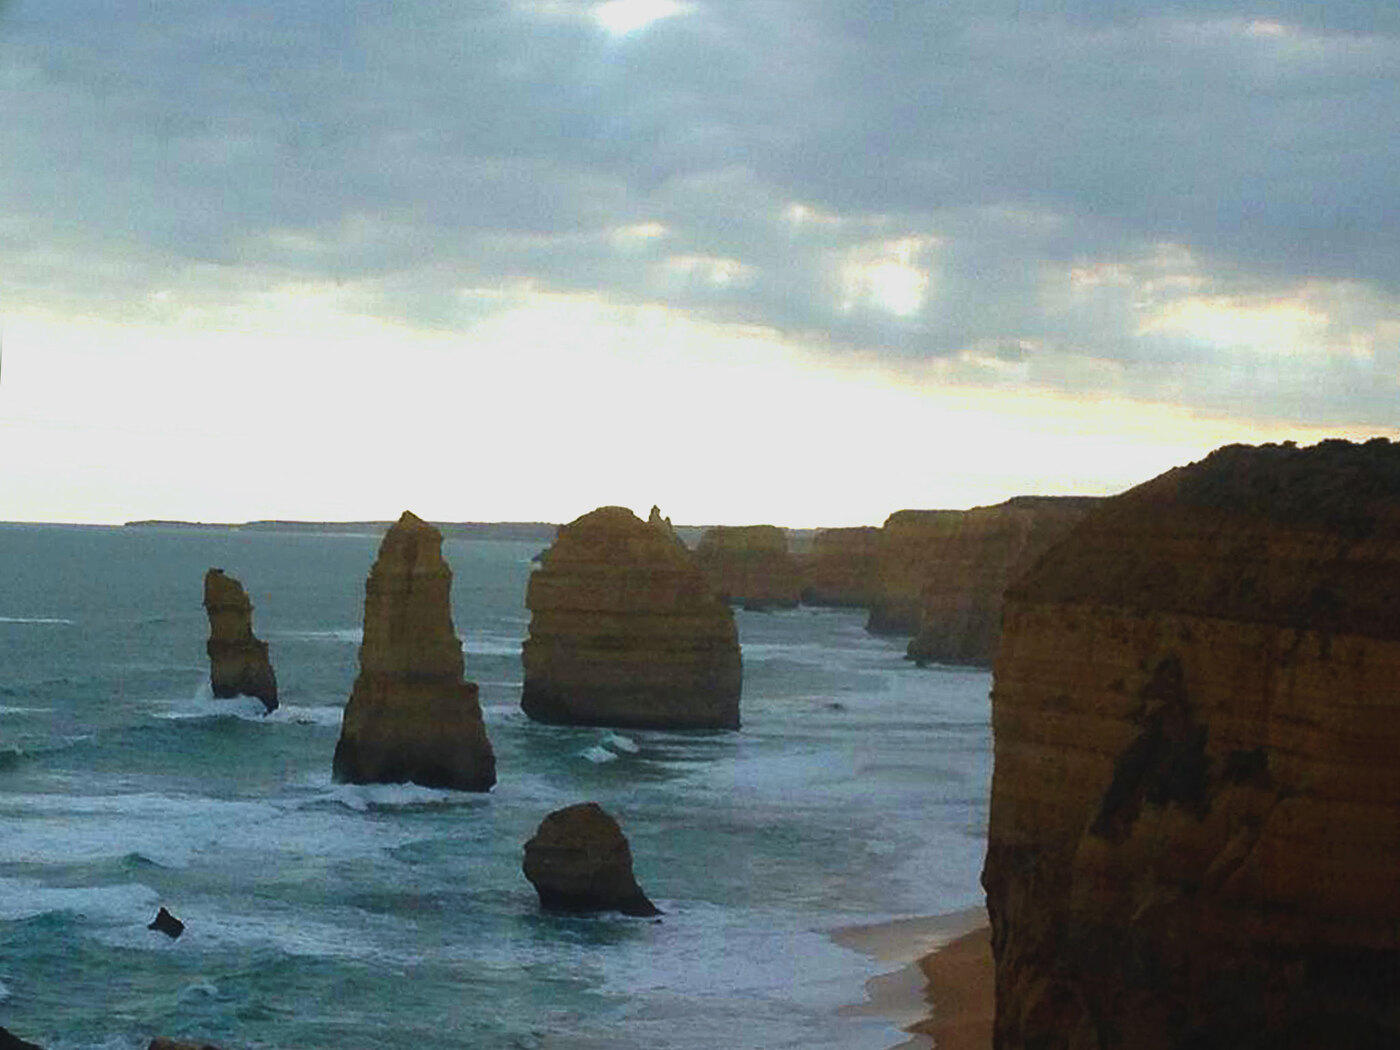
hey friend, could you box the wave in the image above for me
[580,745,618,764]
[602,732,640,754]
[0,877,159,924]
[271,627,362,644]
[321,781,492,813]
[0,615,75,625]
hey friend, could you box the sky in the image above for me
[3,0,1398,527]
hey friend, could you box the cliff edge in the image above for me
[984,438,1400,1049]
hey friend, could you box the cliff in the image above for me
[799,526,880,608]
[521,506,742,729]
[202,569,278,713]
[866,509,966,635]
[984,438,1400,1049]
[333,511,496,791]
[694,524,801,609]
[906,496,1100,667]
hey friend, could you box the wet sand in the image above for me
[832,908,991,1050]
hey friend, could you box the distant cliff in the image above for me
[694,525,801,609]
[521,506,742,730]
[799,526,880,608]
[984,439,1400,1049]
[866,509,967,635]
[905,496,1100,667]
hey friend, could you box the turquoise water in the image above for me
[0,524,991,1049]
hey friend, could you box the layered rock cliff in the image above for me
[984,438,1400,1049]
[906,496,1100,667]
[333,511,496,791]
[694,524,800,609]
[866,509,967,635]
[202,569,278,712]
[521,506,742,729]
[798,526,880,608]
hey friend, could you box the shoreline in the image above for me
[832,908,992,1050]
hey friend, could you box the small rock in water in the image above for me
[148,906,185,939]
[148,1040,226,1050]
[523,802,661,917]
[0,1027,45,1050]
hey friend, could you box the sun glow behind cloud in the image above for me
[592,0,687,36]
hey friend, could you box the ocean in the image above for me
[0,523,991,1050]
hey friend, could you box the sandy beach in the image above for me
[833,908,993,1050]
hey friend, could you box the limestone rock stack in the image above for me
[799,526,880,608]
[202,569,278,713]
[694,525,800,609]
[984,439,1400,1049]
[866,509,966,635]
[905,496,1100,667]
[521,506,741,729]
[522,802,660,916]
[333,511,496,791]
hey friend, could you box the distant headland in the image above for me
[122,519,562,542]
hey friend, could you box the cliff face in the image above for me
[202,569,278,712]
[799,526,880,608]
[694,525,800,609]
[984,439,1400,1050]
[333,511,496,791]
[521,506,742,730]
[906,496,1100,667]
[867,509,967,635]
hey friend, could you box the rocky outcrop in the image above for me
[694,525,800,609]
[147,907,184,939]
[332,511,496,792]
[522,802,660,917]
[521,506,741,729]
[799,526,880,608]
[984,439,1400,1049]
[906,496,1100,667]
[0,1028,44,1050]
[202,569,277,712]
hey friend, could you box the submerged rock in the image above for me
[985,438,1400,1049]
[522,802,660,917]
[202,569,277,713]
[521,506,741,730]
[147,1041,226,1050]
[332,511,496,792]
[147,906,184,939]
[0,1028,45,1050]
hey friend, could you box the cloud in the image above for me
[2,1,1399,429]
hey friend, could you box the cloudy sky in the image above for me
[3,1,1397,526]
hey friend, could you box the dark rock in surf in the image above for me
[0,1028,45,1050]
[523,802,661,917]
[202,569,278,713]
[147,906,185,939]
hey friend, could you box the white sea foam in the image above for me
[0,877,159,924]
[0,978,10,1001]
[155,692,271,722]
[580,745,618,764]
[272,627,362,644]
[602,732,640,754]
[263,704,343,728]
[322,781,488,812]
[0,615,75,625]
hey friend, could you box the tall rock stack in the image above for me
[203,569,278,713]
[984,439,1400,1049]
[866,509,966,635]
[905,496,1100,667]
[694,524,801,609]
[521,506,742,729]
[799,526,880,608]
[333,511,496,791]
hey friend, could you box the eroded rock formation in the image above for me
[203,569,277,712]
[522,802,660,916]
[332,511,496,791]
[521,506,741,729]
[695,524,800,609]
[906,496,1099,667]
[984,438,1400,1049]
[799,526,880,608]
[866,509,964,635]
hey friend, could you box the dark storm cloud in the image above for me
[3,0,1398,425]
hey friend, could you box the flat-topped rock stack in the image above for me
[333,511,496,791]
[984,438,1400,1049]
[866,509,966,635]
[694,524,800,609]
[521,506,742,729]
[202,569,278,713]
[906,495,1100,667]
[799,526,880,608]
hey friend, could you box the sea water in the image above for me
[0,524,991,1049]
